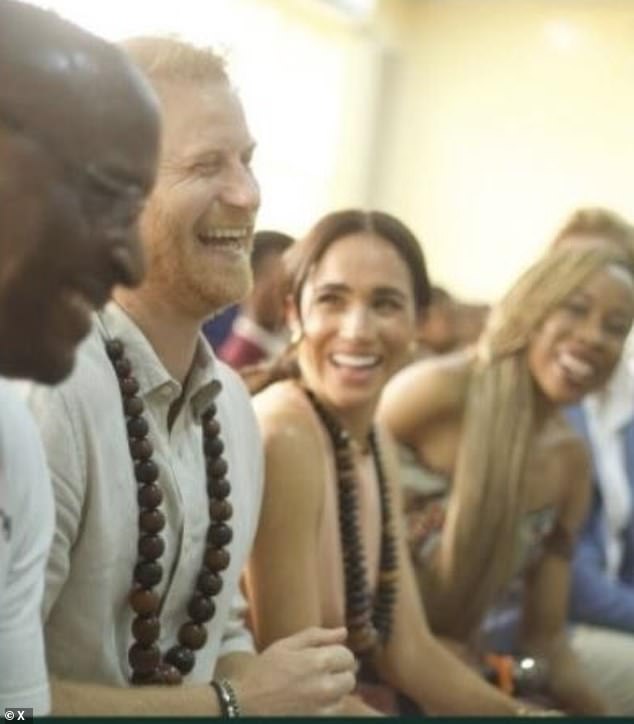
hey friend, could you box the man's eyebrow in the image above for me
[374,286,408,299]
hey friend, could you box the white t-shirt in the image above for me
[582,353,634,577]
[0,379,54,715]
[23,303,263,686]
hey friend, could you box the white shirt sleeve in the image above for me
[0,384,54,716]
[217,589,255,658]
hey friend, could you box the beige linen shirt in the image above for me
[23,303,263,686]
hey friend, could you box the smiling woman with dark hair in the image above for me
[379,242,634,715]
[247,208,538,715]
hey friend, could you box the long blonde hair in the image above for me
[427,243,633,637]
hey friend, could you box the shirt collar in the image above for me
[583,354,634,433]
[95,302,219,421]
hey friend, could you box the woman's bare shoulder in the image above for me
[379,349,473,438]
[253,380,323,451]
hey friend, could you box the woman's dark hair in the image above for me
[244,209,431,394]
[287,209,431,315]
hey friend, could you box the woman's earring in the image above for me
[290,326,303,346]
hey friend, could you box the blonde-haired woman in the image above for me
[379,243,634,715]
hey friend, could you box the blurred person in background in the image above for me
[0,0,160,714]
[553,207,634,715]
[414,286,488,360]
[22,36,355,717]
[379,243,634,714]
[203,305,239,350]
[415,286,459,357]
[218,230,294,369]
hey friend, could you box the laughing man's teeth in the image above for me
[559,352,594,381]
[202,227,249,239]
[331,353,379,369]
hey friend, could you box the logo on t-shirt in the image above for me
[0,508,11,541]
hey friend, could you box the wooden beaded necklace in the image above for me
[304,388,398,659]
[105,337,233,685]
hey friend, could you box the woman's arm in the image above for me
[378,352,470,463]
[520,439,610,715]
[247,401,326,644]
[247,396,378,716]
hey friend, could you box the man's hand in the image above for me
[232,627,356,716]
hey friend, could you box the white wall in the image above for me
[372,0,634,302]
[32,0,634,301]
[33,0,384,238]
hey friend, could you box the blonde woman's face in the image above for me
[528,264,634,404]
[295,232,417,419]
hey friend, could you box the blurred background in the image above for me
[32,0,634,302]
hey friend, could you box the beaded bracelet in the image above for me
[211,678,241,717]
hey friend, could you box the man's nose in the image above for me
[219,165,260,212]
[105,227,146,289]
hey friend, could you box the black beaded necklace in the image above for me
[105,337,233,685]
[304,388,398,660]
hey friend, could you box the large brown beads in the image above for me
[129,587,160,616]
[128,417,149,439]
[120,377,140,397]
[207,523,232,547]
[105,339,124,359]
[107,336,232,686]
[209,499,232,521]
[132,663,181,686]
[139,509,165,534]
[204,547,230,571]
[187,594,215,623]
[207,479,231,499]
[138,534,165,560]
[202,417,220,438]
[130,438,153,460]
[124,396,144,417]
[165,645,195,674]
[204,436,224,457]
[197,571,223,596]
[138,483,163,509]
[135,460,159,484]
[128,643,161,673]
[157,664,183,685]
[206,458,228,479]
[178,622,207,650]
[115,357,132,378]
[134,561,162,588]
[132,615,160,645]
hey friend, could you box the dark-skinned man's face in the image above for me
[0,41,160,383]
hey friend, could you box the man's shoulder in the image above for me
[0,378,37,430]
[214,356,253,408]
[0,378,47,460]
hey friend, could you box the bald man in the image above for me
[0,0,160,714]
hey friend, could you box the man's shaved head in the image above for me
[0,1,161,383]
[0,0,160,170]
